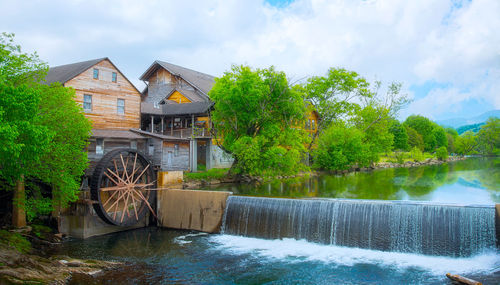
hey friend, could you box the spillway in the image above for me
[221,196,497,257]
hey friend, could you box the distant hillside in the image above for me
[436,110,500,129]
[456,122,485,135]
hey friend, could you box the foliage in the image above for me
[409,146,425,162]
[433,126,448,149]
[389,120,409,151]
[436,146,448,161]
[350,104,393,161]
[34,84,91,209]
[405,126,424,151]
[314,122,373,170]
[0,230,31,253]
[301,68,371,149]
[476,117,500,156]
[403,115,437,152]
[455,131,478,155]
[184,168,229,180]
[210,65,308,176]
[446,133,455,153]
[456,122,484,135]
[0,33,91,221]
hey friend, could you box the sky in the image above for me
[0,0,498,121]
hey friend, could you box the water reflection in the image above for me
[203,158,500,204]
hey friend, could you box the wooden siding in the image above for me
[66,59,141,130]
[162,141,190,171]
[86,138,147,175]
[167,90,191,104]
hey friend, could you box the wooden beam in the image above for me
[445,273,482,285]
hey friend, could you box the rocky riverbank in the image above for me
[0,227,121,284]
[182,156,467,189]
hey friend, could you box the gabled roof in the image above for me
[139,60,215,97]
[44,58,107,85]
[141,101,213,116]
[44,57,142,94]
[160,88,200,104]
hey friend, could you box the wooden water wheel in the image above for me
[90,149,156,226]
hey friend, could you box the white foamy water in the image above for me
[209,234,500,276]
[174,232,209,245]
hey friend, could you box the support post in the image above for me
[12,176,26,227]
[171,117,174,136]
[161,117,164,135]
[151,116,154,133]
[192,114,195,137]
[206,139,212,170]
[190,139,198,172]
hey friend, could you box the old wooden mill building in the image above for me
[44,57,318,236]
[45,57,233,175]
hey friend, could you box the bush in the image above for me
[184,168,229,180]
[409,146,424,162]
[314,123,372,170]
[436,146,449,161]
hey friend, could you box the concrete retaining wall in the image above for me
[157,189,231,233]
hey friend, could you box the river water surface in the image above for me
[58,157,499,284]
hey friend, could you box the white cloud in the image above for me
[0,0,498,120]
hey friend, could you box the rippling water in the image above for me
[57,228,500,284]
[58,157,500,284]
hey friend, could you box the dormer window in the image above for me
[112,72,117,82]
[93,68,99,79]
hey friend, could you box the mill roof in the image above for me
[140,60,215,97]
[141,101,214,116]
[44,58,107,85]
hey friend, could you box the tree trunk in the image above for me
[12,176,26,227]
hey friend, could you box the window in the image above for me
[96,138,104,155]
[174,144,179,156]
[130,140,137,149]
[93,68,99,79]
[117,99,125,115]
[83,94,92,112]
[112,72,117,82]
[148,143,154,156]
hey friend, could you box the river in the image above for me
[56,157,500,284]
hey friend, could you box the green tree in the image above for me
[301,68,372,150]
[350,103,393,161]
[455,131,478,155]
[445,128,458,153]
[0,33,91,224]
[405,126,424,151]
[436,146,448,161]
[403,115,436,151]
[314,122,372,170]
[433,126,448,149]
[476,117,500,156]
[209,65,308,176]
[389,120,409,151]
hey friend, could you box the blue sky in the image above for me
[0,0,498,121]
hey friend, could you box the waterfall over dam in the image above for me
[221,196,497,257]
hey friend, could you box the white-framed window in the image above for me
[117,99,125,115]
[83,94,92,112]
[93,68,99,79]
[174,144,179,156]
[130,140,137,149]
[112,72,117,82]
[96,138,104,155]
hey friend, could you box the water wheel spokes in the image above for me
[91,149,158,226]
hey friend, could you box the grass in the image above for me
[184,168,229,180]
[380,151,435,164]
[0,230,31,254]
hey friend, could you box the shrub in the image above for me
[436,146,449,161]
[409,146,424,162]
